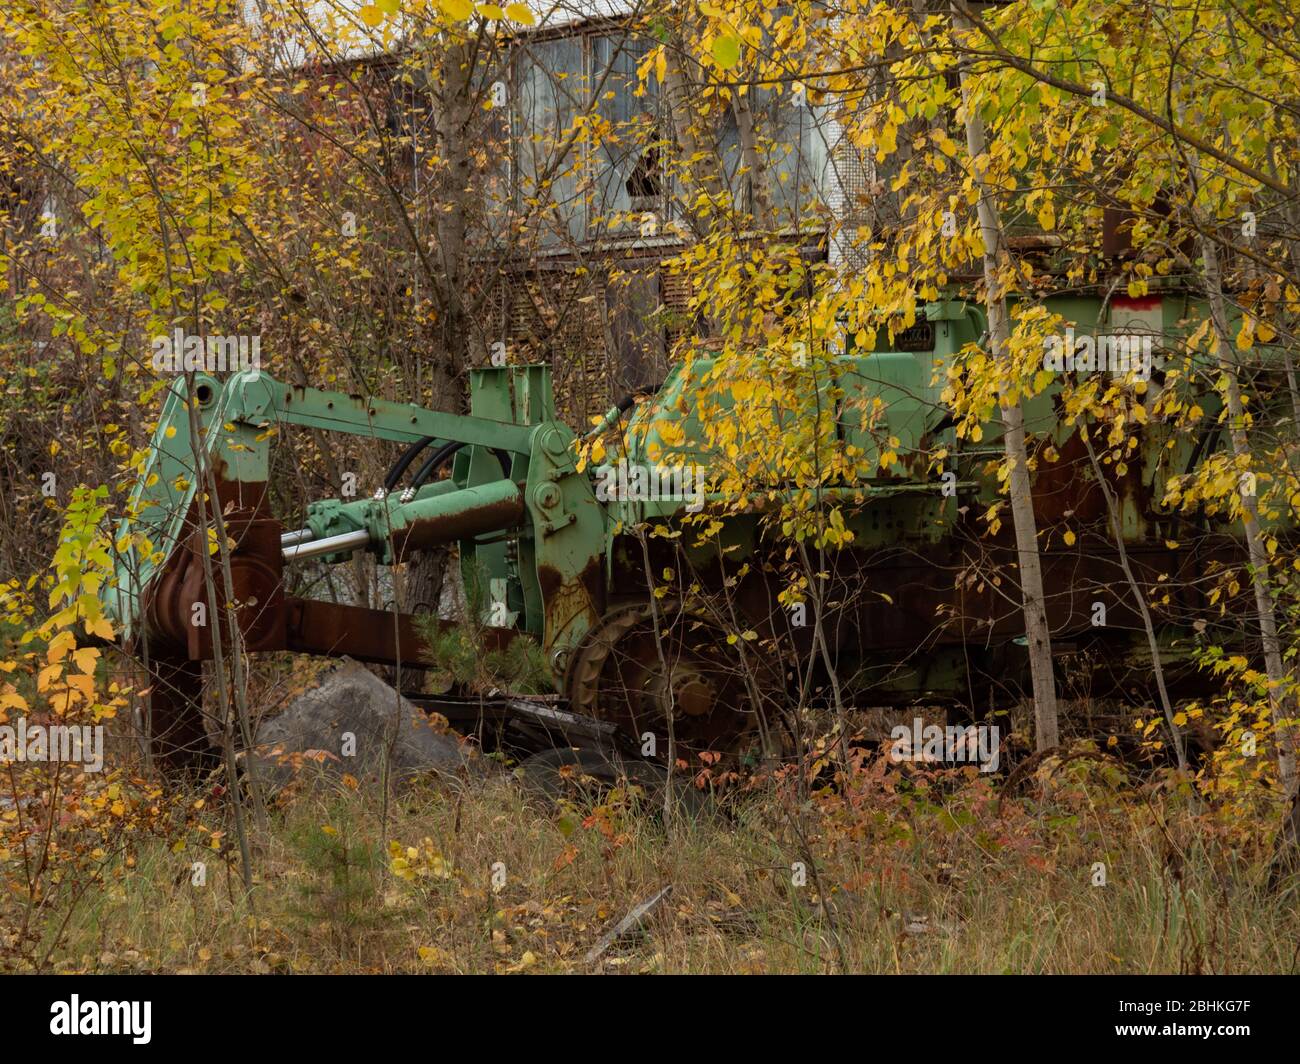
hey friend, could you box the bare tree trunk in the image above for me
[403,38,478,618]
[731,85,775,229]
[663,40,728,235]
[182,380,258,903]
[1199,231,1296,791]
[953,6,1060,750]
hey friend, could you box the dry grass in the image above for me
[23,753,1300,974]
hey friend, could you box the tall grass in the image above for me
[20,753,1300,974]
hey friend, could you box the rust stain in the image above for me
[389,494,524,560]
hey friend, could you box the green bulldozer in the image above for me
[101,291,1283,773]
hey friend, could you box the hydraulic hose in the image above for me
[583,381,663,442]
[410,441,465,490]
[383,435,438,492]
[409,442,512,492]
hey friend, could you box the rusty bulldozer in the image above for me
[101,292,1286,776]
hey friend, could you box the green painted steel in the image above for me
[103,288,1291,690]
[104,365,606,666]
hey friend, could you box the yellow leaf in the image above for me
[1063,530,1076,546]
[46,629,76,663]
[85,615,115,641]
[504,2,535,23]
[877,122,898,157]
[65,672,94,703]
[440,0,474,18]
[37,663,61,692]
[72,646,100,675]
[0,685,29,713]
[359,4,383,26]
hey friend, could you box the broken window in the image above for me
[512,20,830,244]
[590,34,661,233]
[512,26,665,244]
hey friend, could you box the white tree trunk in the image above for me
[1199,231,1296,791]
[954,7,1060,749]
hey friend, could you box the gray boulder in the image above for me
[247,661,478,793]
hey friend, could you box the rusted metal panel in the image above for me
[283,597,517,667]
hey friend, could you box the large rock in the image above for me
[247,661,478,793]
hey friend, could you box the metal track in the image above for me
[563,599,767,758]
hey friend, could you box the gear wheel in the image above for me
[563,600,774,760]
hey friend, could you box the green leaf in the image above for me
[712,34,741,69]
